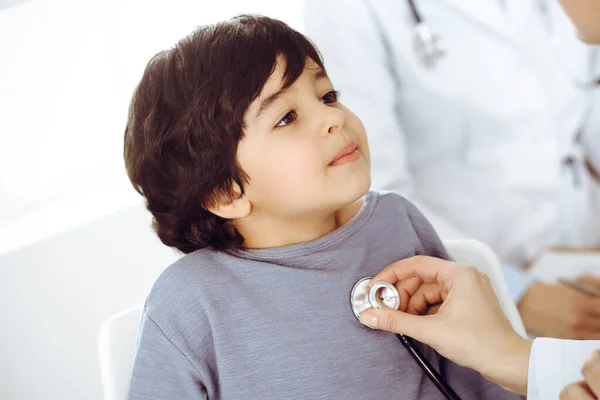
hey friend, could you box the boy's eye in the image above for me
[321,90,340,104]
[275,110,297,128]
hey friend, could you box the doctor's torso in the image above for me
[305,0,600,263]
[369,0,596,191]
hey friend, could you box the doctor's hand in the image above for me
[560,349,600,400]
[358,256,531,396]
[518,276,600,340]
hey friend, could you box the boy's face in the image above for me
[236,57,371,219]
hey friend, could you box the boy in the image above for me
[124,14,521,399]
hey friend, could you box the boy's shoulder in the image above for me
[143,248,231,320]
[371,190,448,260]
[372,190,408,206]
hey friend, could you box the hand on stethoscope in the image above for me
[358,256,532,396]
[374,267,446,317]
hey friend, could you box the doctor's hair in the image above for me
[123,14,324,254]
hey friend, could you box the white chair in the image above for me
[97,239,526,400]
[443,239,527,337]
[98,304,143,400]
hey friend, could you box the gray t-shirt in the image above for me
[127,191,522,400]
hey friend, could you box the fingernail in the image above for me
[359,313,377,329]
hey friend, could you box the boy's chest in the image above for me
[208,289,435,400]
[200,247,440,399]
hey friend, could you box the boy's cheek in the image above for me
[359,138,371,168]
[261,152,322,186]
[353,121,371,167]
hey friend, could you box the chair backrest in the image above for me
[98,304,142,400]
[443,239,527,337]
[97,239,526,400]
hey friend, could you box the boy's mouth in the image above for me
[329,143,359,166]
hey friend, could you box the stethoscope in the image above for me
[407,0,600,88]
[351,277,462,400]
[407,0,445,69]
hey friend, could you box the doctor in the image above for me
[305,0,600,339]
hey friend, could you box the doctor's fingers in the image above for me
[560,381,596,400]
[582,350,600,397]
[404,283,446,316]
[577,275,600,289]
[578,297,600,318]
[393,276,423,312]
[393,276,447,313]
[359,305,438,342]
[371,256,462,291]
[426,304,442,315]
[567,308,600,336]
[585,304,600,319]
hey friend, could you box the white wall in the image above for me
[0,0,304,231]
[0,203,180,400]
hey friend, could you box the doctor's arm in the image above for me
[357,257,600,399]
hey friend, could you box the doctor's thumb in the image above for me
[359,308,432,341]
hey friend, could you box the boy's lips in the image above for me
[329,143,359,166]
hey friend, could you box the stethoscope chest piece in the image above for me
[350,277,401,321]
[413,23,445,69]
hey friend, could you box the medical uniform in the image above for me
[528,338,600,399]
[304,0,600,300]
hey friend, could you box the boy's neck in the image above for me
[236,198,364,249]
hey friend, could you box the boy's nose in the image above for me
[324,107,346,135]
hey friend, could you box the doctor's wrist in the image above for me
[481,335,532,396]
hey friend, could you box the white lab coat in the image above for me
[304,0,600,268]
[528,338,600,399]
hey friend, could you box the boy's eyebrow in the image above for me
[255,67,328,119]
[311,67,327,81]
[256,87,290,119]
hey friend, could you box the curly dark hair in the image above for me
[124,15,324,253]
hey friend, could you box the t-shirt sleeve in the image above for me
[401,197,450,260]
[126,312,208,400]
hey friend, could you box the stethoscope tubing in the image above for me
[397,334,462,400]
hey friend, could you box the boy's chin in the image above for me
[338,174,371,203]
[358,175,372,195]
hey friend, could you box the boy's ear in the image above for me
[207,185,251,220]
